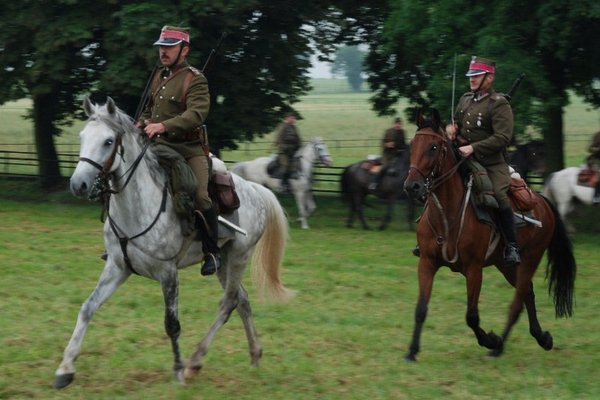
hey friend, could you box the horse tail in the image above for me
[251,185,296,303]
[542,195,576,318]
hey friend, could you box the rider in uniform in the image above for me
[587,131,600,204]
[274,111,302,192]
[370,117,407,190]
[138,26,220,276]
[445,56,520,266]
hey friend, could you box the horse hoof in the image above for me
[487,347,504,358]
[538,331,553,351]
[404,354,417,362]
[184,365,201,380]
[54,373,75,389]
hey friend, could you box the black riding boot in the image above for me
[593,180,600,205]
[196,208,221,276]
[281,171,291,193]
[498,206,521,266]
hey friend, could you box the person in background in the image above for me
[587,130,600,204]
[370,117,407,190]
[274,111,302,192]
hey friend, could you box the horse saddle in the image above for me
[360,159,383,174]
[267,156,301,179]
[577,168,599,188]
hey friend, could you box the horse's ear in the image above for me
[83,97,94,117]
[106,97,116,115]
[415,109,425,129]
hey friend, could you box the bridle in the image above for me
[409,130,467,194]
[409,129,471,263]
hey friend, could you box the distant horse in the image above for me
[402,109,575,361]
[232,138,332,229]
[341,150,415,230]
[542,165,595,233]
[508,140,546,179]
[55,97,294,388]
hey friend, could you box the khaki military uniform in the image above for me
[140,64,212,209]
[382,127,407,167]
[275,122,301,175]
[455,90,514,208]
[588,131,600,171]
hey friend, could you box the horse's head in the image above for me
[312,137,333,167]
[70,97,135,198]
[404,109,450,201]
[524,140,546,176]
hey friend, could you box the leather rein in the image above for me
[409,130,471,263]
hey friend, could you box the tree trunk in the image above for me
[542,104,565,177]
[33,93,63,189]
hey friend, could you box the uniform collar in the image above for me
[472,91,490,101]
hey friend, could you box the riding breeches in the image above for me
[187,155,212,210]
[487,164,511,209]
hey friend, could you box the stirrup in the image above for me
[412,246,420,257]
[503,244,521,266]
[201,253,221,276]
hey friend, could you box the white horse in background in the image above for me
[542,165,595,233]
[232,138,333,229]
[55,97,294,389]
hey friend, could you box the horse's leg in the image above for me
[305,190,317,216]
[356,192,370,230]
[405,261,437,361]
[493,263,552,357]
[379,196,394,230]
[235,284,263,367]
[464,267,503,353]
[160,269,185,383]
[54,263,131,388]
[294,190,309,229]
[522,285,554,351]
[185,266,240,379]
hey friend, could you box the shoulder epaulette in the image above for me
[187,66,201,76]
[490,92,508,101]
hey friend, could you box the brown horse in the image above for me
[403,109,576,361]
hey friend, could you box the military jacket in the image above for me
[275,123,301,155]
[141,64,210,158]
[454,90,514,166]
[382,127,407,161]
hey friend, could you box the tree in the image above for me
[0,1,116,188]
[0,0,388,183]
[365,0,600,173]
[331,45,366,91]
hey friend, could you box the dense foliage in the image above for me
[0,1,387,186]
[365,0,600,172]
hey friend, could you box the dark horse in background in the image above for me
[341,149,415,230]
[403,109,575,361]
[508,139,546,180]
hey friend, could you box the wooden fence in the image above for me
[0,143,545,192]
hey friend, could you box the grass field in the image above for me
[1,79,600,399]
[1,186,599,399]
